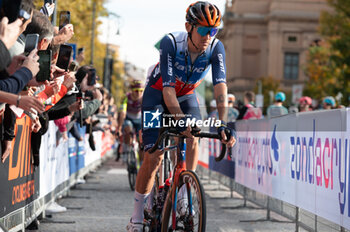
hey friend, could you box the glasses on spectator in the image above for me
[196,26,219,37]
[228,100,233,104]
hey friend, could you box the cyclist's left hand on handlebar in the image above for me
[218,122,236,148]
[180,126,194,138]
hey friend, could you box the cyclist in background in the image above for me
[266,92,288,118]
[116,80,144,161]
[127,2,236,231]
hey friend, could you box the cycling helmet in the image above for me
[323,96,336,107]
[299,96,312,105]
[130,80,144,90]
[186,1,222,27]
[275,92,286,102]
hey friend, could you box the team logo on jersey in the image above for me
[167,54,173,76]
[143,109,162,128]
[218,54,225,74]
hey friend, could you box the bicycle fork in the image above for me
[171,137,189,230]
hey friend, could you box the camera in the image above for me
[0,0,31,23]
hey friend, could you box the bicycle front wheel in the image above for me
[161,170,206,232]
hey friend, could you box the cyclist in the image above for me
[117,80,144,161]
[127,2,236,231]
[266,92,288,118]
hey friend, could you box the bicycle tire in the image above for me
[128,150,137,191]
[144,174,161,231]
[161,170,206,232]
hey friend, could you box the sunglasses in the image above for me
[196,26,219,37]
[132,89,144,93]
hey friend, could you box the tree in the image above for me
[303,42,340,103]
[318,0,350,105]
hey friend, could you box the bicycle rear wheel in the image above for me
[127,149,137,191]
[161,170,206,232]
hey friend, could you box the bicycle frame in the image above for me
[171,137,187,230]
[148,128,228,231]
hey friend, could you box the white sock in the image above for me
[131,191,149,223]
[178,185,188,201]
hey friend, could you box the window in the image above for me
[288,36,297,42]
[284,52,299,80]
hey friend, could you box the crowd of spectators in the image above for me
[0,1,118,166]
[208,90,345,124]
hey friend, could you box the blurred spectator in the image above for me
[208,99,216,117]
[323,96,336,110]
[209,95,238,130]
[76,47,85,65]
[299,96,313,112]
[227,93,235,108]
[289,105,299,114]
[266,92,288,118]
[23,10,54,51]
[237,91,262,120]
[227,93,239,117]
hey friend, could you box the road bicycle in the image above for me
[144,127,228,232]
[126,144,138,191]
[121,137,140,191]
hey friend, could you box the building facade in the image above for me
[218,0,331,97]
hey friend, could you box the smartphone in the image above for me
[88,68,96,86]
[0,0,30,23]
[24,34,39,56]
[36,50,52,82]
[56,44,73,71]
[59,11,70,30]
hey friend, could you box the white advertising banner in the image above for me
[39,122,69,198]
[84,131,103,166]
[234,109,350,229]
[198,139,210,168]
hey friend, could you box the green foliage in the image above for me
[304,0,350,105]
[303,44,339,102]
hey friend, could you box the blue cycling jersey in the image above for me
[147,31,226,96]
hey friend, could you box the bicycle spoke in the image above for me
[162,170,206,232]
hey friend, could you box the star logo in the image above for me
[150,109,162,121]
[143,109,162,128]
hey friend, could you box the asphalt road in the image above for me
[35,158,296,232]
